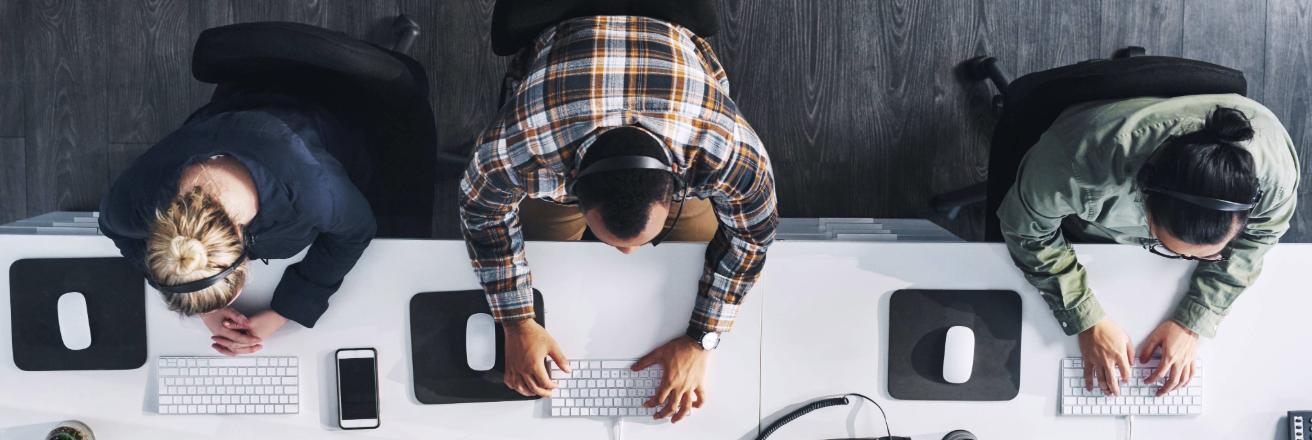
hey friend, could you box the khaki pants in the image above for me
[519,197,719,242]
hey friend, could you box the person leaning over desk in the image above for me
[461,2,778,425]
[99,84,377,356]
[998,96,1298,398]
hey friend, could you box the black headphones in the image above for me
[565,155,687,197]
[563,128,688,200]
[1142,186,1261,211]
[756,393,976,440]
[147,229,255,295]
[1138,161,1262,212]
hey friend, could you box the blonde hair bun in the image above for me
[146,186,247,316]
[167,235,209,276]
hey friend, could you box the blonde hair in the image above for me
[146,186,248,315]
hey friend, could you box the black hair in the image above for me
[1137,106,1259,246]
[574,127,674,240]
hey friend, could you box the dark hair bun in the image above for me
[1204,106,1255,144]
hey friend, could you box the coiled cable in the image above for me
[757,393,891,440]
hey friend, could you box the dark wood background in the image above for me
[1,0,1309,242]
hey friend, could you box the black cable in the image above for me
[757,393,892,440]
[846,393,892,440]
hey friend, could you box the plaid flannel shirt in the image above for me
[460,16,777,333]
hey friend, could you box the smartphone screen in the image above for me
[337,349,379,429]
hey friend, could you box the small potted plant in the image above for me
[46,421,94,440]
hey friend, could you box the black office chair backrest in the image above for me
[983,56,1247,241]
[190,21,437,239]
[192,21,426,106]
[1004,56,1246,122]
[490,0,721,56]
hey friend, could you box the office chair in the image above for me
[930,46,1247,241]
[190,16,437,238]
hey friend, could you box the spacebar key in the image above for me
[207,358,259,367]
[602,360,635,369]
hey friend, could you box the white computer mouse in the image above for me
[57,292,92,351]
[466,313,496,371]
[943,326,974,384]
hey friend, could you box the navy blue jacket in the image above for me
[99,88,376,328]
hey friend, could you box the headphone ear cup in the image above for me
[942,430,976,440]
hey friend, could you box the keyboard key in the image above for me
[602,360,634,369]
[208,358,258,367]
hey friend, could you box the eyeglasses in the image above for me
[1146,243,1230,262]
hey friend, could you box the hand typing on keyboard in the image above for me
[1137,320,1199,397]
[503,319,711,423]
[1076,317,1136,397]
[1059,356,1203,416]
[630,335,709,423]
[502,319,569,398]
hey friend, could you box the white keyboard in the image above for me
[156,356,300,415]
[546,359,664,417]
[1059,357,1203,416]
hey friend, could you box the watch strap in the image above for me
[685,325,706,342]
[685,325,716,350]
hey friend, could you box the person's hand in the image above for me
[243,310,288,340]
[633,336,709,424]
[502,319,568,397]
[201,307,262,356]
[1076,317,1135,397]
[1139,320,1198,397]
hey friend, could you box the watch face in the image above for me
[701,332,720,350]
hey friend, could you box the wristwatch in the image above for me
[685,326,721,351]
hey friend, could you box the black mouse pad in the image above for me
[887,289,1021,401]
[9,258,148,371]
[409,289,545,404]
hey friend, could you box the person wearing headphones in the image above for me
[99,84,377,357]
[999,98,1298,399]
[461,0,777,424]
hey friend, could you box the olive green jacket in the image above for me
[998,94,1299,338]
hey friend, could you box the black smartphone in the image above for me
[335,348,380,429]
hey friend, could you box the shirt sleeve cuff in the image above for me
[1170,299,1224,339]
[269,271,336,329]
[690,294,740,333]
[487,289,536,323]
[1052,292,1106,336]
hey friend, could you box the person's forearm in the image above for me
[1002,230,1104,335]
[1178,235,1273,337]
[461,201,536,323]
[691,219,771,332]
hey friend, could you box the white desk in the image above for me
[0,236,763,440]
[760,242,1312,440]
[3,236,1309,440]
